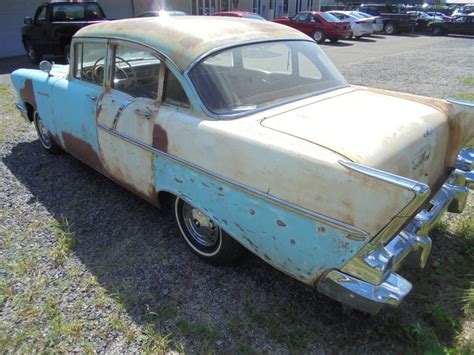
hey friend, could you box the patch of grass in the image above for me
[461,77,474,85]
[246,306,307,350]
[141,324,171,353]
[454,92,474,101]
[177,319,218,342]
[455,218,474,240]
[48,216,76,266]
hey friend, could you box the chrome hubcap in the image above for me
[314,32,322,41]
[36,115,51,147]
[183,204,219,247]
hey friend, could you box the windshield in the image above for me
[320,12,341,22]
[189,41,348,115]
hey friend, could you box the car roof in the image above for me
[74,16,308,72]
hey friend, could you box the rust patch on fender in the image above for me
[62,132,103,173]
[20,79,37,109]
[152,124,168,152]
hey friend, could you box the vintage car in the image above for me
[11,17,474,313]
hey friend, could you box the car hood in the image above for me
[261,87,474,188]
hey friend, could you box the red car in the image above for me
[211,11,265,20]
[273,11,352,44]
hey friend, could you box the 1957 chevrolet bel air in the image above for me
[11,17,474,313]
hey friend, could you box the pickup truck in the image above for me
[22,1,107,63]
[357,4,416,35]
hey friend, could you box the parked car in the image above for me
[430,15,474,35]
[22,1,107,64]
[352,11,384,32]
[273,11,352,43]
[211,11,265,20]
[11,17,474,314]
[137,10,187,17]
[327,11,374,38]
[357,4,416,34]
[426,11,453,21]
[407,11,444,31]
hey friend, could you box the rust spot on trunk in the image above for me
[445,111,465,168]
[20,79,37,110]
[152,124,168,152]
[62,132,103,173]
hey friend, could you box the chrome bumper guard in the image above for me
[318,149,473,314]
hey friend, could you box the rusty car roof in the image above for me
[74,16,310,72]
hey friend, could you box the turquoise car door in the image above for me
[51,41,107,171]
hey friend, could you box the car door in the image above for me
[51,40,107,171]
[96,42,163,201]
[291,13,313,35]
[29,5,51,53]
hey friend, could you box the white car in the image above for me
[327,11,374,38]
[351,11,384,32]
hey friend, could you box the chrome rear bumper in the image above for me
[16,103,29,121]
[317,149,473,313]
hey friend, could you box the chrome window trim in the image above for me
[447,98,474,108]
[98,123,369,238]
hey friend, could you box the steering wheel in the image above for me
[92,56,136,88]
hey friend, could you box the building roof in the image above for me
[74,16,309,72]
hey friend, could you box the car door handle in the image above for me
[86,94,97,101]
[134,109,151,119]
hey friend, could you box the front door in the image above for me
[96,42,162,201]
[51,40,107,171]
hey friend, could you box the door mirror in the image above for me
[39,60,52,75]
[24,17,33,25]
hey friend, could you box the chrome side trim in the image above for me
[98,124,369,237]
[339,160,430,195]
[111,100,132,130]
[447,98,474,108]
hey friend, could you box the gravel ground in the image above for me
[1,35,473,353]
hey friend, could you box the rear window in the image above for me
[52,3,105,21]
[320,13,341,22]
[189,41,347,115]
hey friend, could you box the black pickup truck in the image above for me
[22,1,107,63]
[357,4,417,35]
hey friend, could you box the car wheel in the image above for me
[33,111,62,154]
[384,23,397,35]
[173,197,245,265]
[313,30,326,44]
[24,40,42,64]
[432,27,443,36]
[64,45,71,64]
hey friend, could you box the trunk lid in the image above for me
[261,88,473,188]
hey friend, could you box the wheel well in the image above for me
[25,103,35,122]
[157,191,175,210]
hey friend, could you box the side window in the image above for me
[112,45,161,99]
[74,42,107,85]
[312,15,320,23]
[294,14,310,22]
[34,6,47,24]
[164,69,190,108]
